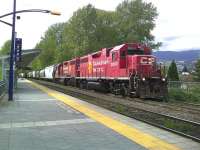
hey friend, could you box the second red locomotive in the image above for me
[52,43,167,99]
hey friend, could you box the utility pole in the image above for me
[0,0,60,100]
[8,0,16,101]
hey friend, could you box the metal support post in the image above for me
[2,59,4,81]
[8,0,16,101]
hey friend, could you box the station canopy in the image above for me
[0,49,41,70]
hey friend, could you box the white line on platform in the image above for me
[0,118,95,129]
[56,102,81,114]
[15,99,57,102]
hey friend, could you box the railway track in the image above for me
[169,102,200,112]
[127,97,200,114]
[30,79,200,142]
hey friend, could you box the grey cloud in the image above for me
[163,36,181,42]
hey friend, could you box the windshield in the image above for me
[127,47,144,55]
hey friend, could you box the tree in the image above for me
[31,23,65,70]
[0,40,11,55]
[31,58,42,70]
[193,59,200,81]
[31,1,159,69]
[66,4,100,56]
[116,0,159,48]
[182,65,188,73]
[95,9,119,48]
[167,60,179,81]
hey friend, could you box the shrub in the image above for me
[168,88,200,103]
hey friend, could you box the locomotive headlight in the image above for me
[142,77,146,81]
[162,78,166,82]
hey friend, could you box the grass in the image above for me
[164,119,195,133]
[168,87,200,103]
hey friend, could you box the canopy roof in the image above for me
[0,49,41,69]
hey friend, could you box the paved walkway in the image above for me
[0,80,146,150]
[0,79,199,150]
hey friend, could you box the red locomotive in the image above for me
[52,43,167,99]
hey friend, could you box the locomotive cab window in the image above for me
[120,50,126,59]
[127,47,144,55]
[112,52,118,62]
[106,48,112,57]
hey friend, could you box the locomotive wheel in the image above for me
[80,81,87,89]
[64,79,68,86]
[163,96,169,102]
[134,85,141,98]
[120,84,128,97]
[135,89,140,98]
[79,82,84,89]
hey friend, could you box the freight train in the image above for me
[27,43,168,99]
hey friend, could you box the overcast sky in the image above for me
[0,0,200,51]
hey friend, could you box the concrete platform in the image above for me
[0,79,199,150]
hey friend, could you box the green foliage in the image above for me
[65,4,99,56]
[31,23,65,69]
[169,88,200,103]
[0,40,11,55]
[193,59,200,81]
[116,0,159,48]
[164,119,194,133]
[63,4,119,57]
[167,60,179,81]
[32,1,159,70]
[168,81,200,103]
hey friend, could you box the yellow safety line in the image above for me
[27,80,181,150]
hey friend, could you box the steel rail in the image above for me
[129,97,200,113]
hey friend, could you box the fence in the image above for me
[0,80,6,98]
[0,68,2,81]
[0,57,8,99]
[168,81,200,102]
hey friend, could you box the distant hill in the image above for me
[153,50,200,62]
